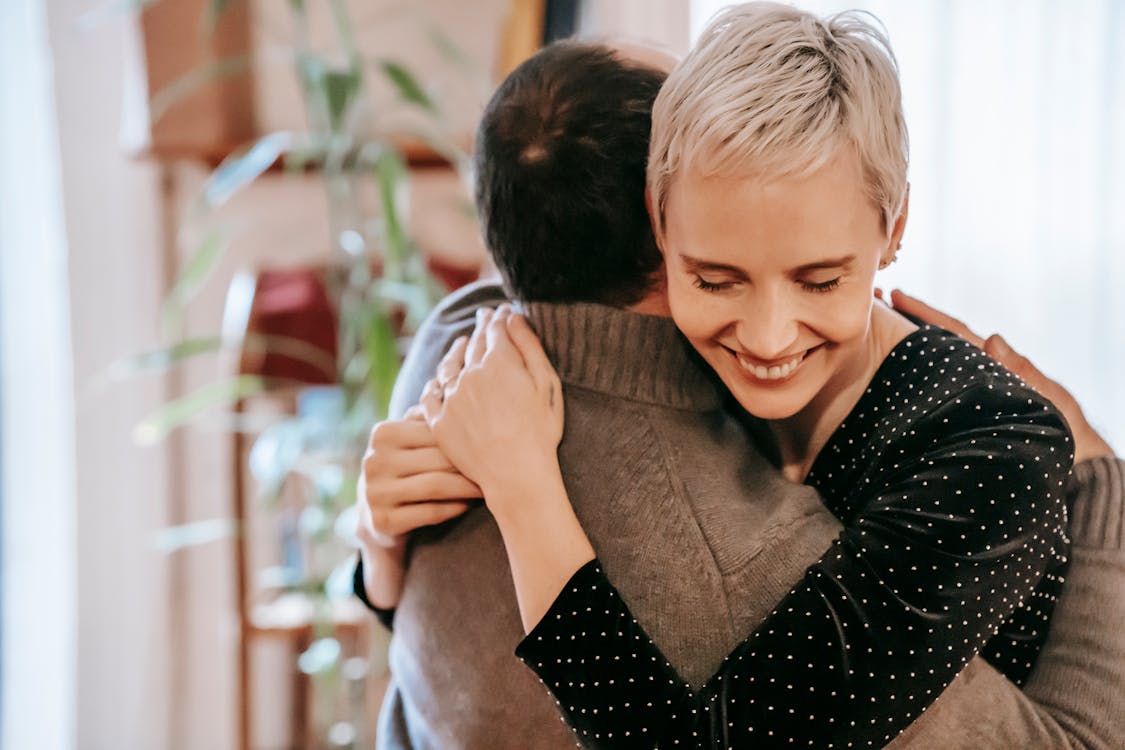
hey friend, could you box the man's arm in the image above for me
[887,457,1125,750]
[352,280,509,623]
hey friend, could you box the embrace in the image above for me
[352,3,1125,748]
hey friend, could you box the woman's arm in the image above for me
[419,306,595,630]
[427,308,1073,749]
[514,384,1071,748]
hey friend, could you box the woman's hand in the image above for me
[420,305,565,513]
[419,305,594,631]
[888,288,1116,464]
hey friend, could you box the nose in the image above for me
[734,288,800,362]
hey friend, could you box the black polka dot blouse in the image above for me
[515,326,1073,749]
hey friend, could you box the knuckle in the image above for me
[369,421,396,445]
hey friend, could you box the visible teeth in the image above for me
[738,351,806,381]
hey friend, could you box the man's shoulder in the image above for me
[426,278,509,331]
[389,278,509,417]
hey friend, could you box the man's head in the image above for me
[474,40,669,307]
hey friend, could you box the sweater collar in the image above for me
[520,301,722,411]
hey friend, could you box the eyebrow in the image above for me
[678,254,748,277]
[792,254,857,273]
[678,253,857,276]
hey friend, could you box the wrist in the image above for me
[480,453,566,524]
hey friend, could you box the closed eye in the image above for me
[693,276,735,293]
[800,278,841,293]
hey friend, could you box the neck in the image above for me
[769,302,916,482]
[625,270,672,317]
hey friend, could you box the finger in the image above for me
[984,335,1045,391]
[466,307,493,368]
[435,337,469,387]
[403,404,425,421]
[874,287,885,301]
[419,380,444,427]
[391,472,482,504]
[382,500,475,536]
[368,416,438,451]
[436,336,469,385]
[889,289,985,348]
[506,313,560,394]
[484,304,520,363]
[366,445,458,480]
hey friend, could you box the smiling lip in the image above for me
[728,345,821,382]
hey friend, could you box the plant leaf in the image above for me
[363,308,400,421]
[162,229,225,336]
[322,69,363,133]
[203,0,234,34]
[109,336,226,378]
[248,418,307,491]
[377,60,437,113]
[105,333,336,383]
[149,54,251,125]
[133,374,268,445]
[203,132,294,208]
[153,518,237,553]
[298,637,341,675]
[374,148,411,278]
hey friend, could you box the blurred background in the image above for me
[1,0,1121,748]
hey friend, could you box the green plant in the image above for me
[111,0,480,745]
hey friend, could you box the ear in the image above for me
[644,187,667,256]
[884,183,910,262]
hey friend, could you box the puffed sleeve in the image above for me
[516,383,1073,749]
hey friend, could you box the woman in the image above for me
[421,4,1071,748]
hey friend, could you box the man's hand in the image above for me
[888,289,1116,464]
[354,403,482,609]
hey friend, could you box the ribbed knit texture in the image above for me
[523,301,721,410]
[1068,457,1125,550]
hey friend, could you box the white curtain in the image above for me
[0,0,77,747]
[690,0,1125,448]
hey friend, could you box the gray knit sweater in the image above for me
[366,280,1125,750]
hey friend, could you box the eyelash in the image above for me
[693,277,732,293]
[692,277,842,294]
[800,278,841,293]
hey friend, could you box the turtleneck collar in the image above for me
[520,301,722,411]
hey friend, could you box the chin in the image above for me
[704,346,822,421]
[724,382,812,420]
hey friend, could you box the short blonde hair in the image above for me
[648,2,908,239]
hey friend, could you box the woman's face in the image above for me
[662,146,904,421]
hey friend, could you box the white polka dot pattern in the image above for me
[515,326,1074,748]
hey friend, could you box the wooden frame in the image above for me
[128,0,549,167]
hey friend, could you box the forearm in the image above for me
[487,463,596,633]
[1020,457,1125,748]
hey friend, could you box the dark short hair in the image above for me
[474,41,666,307]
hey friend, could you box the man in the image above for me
[352,40,1125,749]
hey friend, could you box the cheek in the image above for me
[808,287,872,344]
[667,281,729,343]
